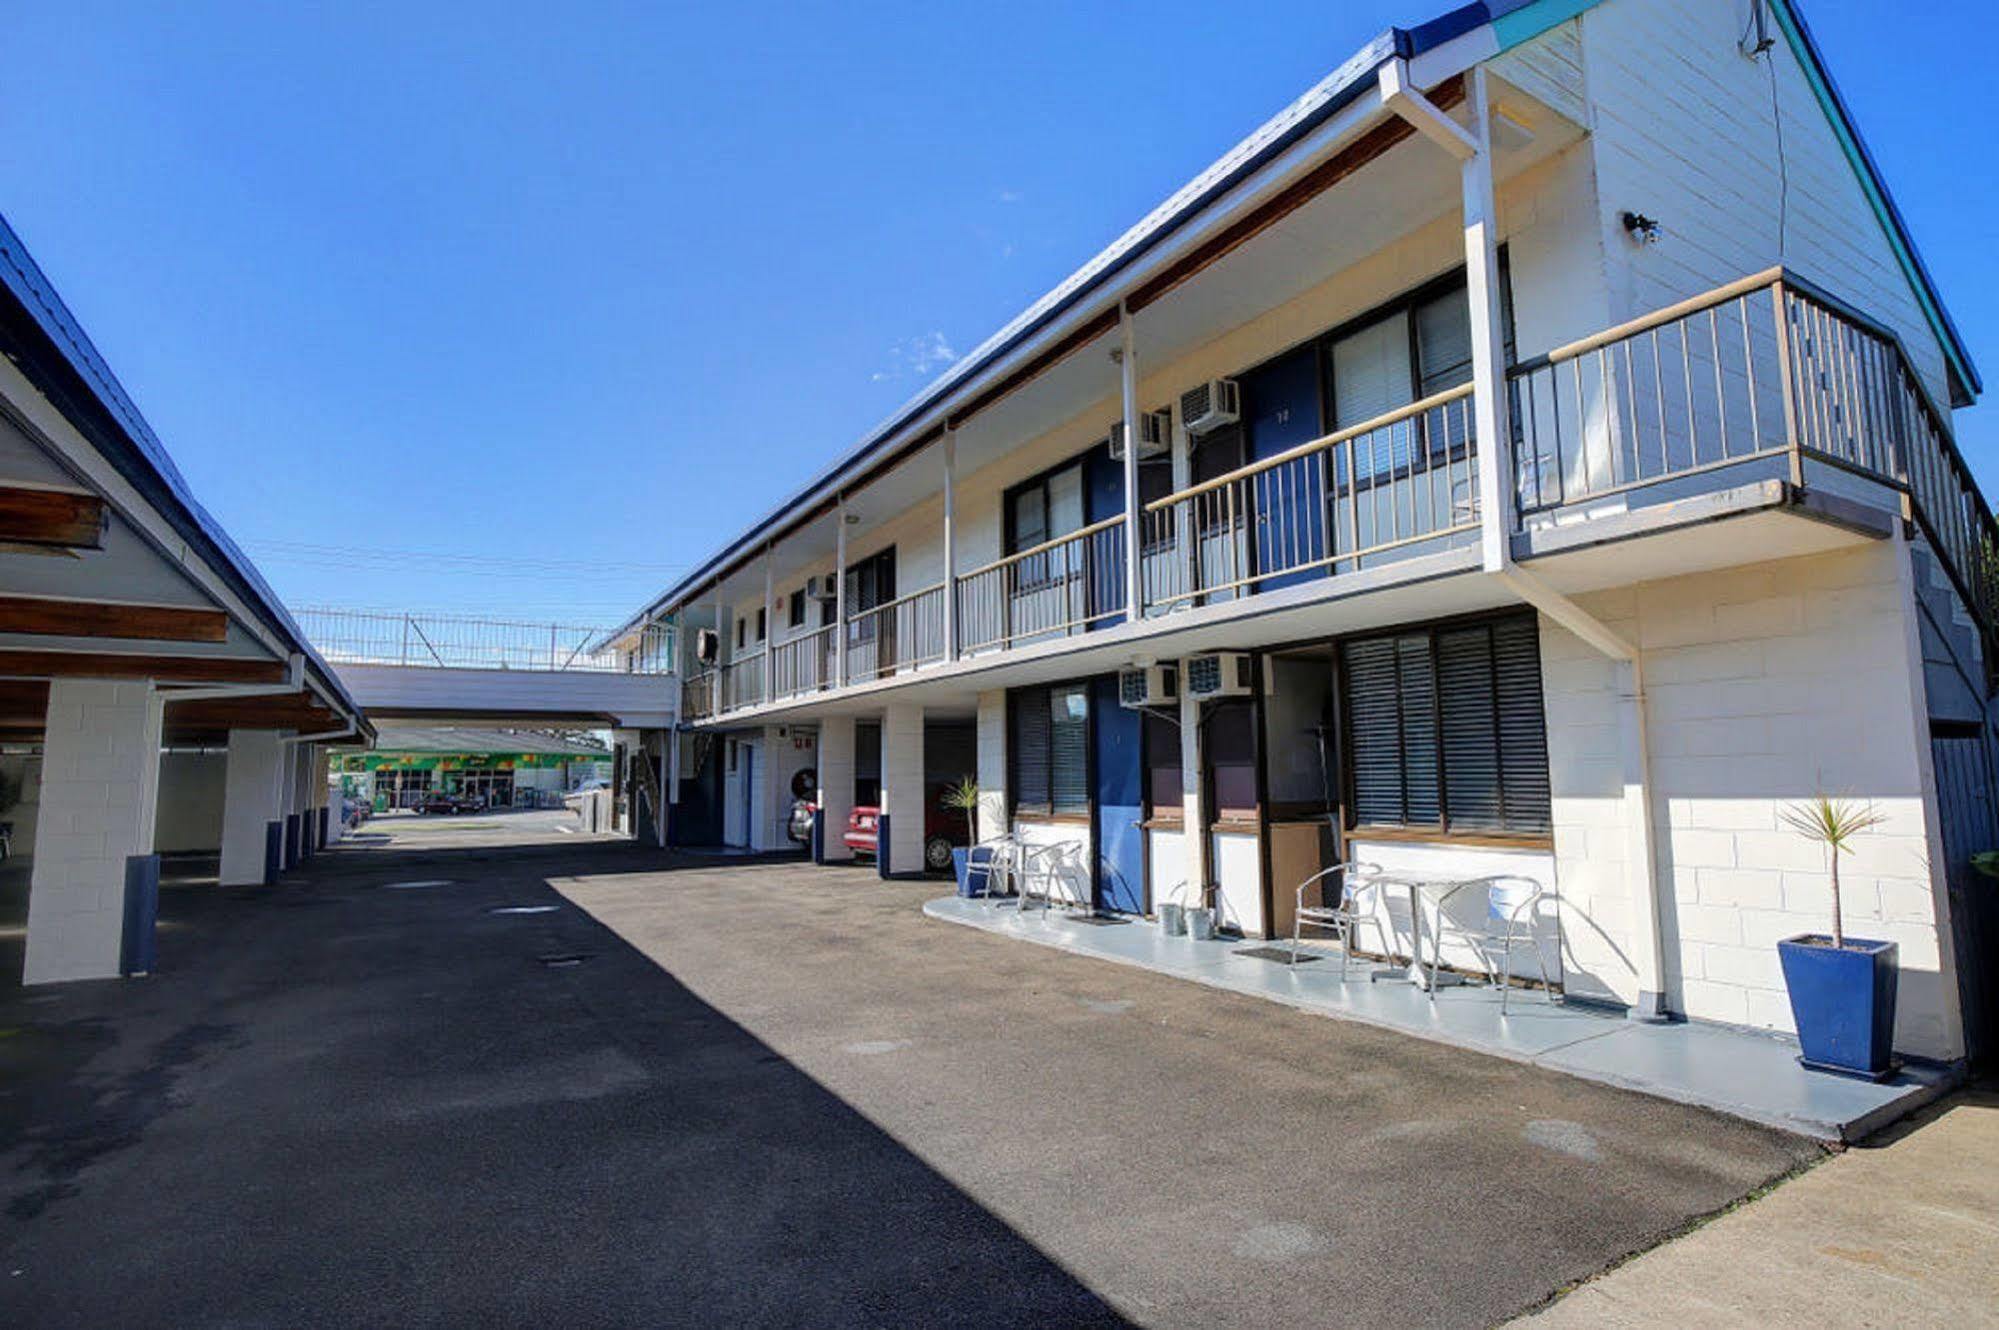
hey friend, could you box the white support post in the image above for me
[834,494,849,688]
[219,728,285,886]
[942,431,958,660]
[1459,66,1513,574]
[816,715,856,863]
[1118,305,1144,621]
[23,680,164,984]
[762,545,776,657]
[1179,689,1208,915]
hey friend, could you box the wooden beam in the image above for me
[0,678,50,723]
[0,487,105,551]
[0,594,229,643]
[164,698,337,730]
[0,650,286,683]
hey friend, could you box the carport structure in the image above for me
[0,212,369,984]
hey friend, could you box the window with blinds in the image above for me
[1010,683,1090,816]
[1340,614,1549,837]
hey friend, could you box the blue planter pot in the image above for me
[954,847,994,898]
[1777,935,1899,1080]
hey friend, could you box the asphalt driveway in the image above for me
[0,825,1821,1327]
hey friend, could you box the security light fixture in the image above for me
[1621,211,1662,245]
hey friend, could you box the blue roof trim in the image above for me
[624,15,1502,628]
[0,212,368,724]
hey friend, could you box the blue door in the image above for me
[1243,344,1327,592]
[1090,676,1145,914]
[1083,444,1127,629]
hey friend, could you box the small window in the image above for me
[756,608,767,643]
[788,589,806,629]
[735,618,746,650]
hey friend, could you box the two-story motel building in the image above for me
[603,0,1995,1066]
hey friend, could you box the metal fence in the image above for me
[297,607,673,674]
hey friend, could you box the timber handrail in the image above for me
[1144,382,1475,512]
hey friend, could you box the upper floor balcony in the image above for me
[681,268,1993,726]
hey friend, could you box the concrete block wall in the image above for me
[1542,539,1961,1057]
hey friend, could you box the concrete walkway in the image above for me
[1519,1088,1999,1327]
[924,895,1954,1142]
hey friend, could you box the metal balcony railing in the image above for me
[1509,268,1997,632]
[845,583,948,683]
[1142,384,1478,608]
[297,607,672,674]
[956,517,1127,655]
[686,270,1994,722]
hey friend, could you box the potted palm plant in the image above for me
[939,776,983,897]
[1776,795,1897,1080]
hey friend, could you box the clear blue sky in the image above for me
[6,1,1993,627]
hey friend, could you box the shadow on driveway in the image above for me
[0,839,1127,1327]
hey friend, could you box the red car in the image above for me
[842,794,968,872]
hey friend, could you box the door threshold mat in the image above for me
[1062,913,1132,926]
[1234,946,1321,963]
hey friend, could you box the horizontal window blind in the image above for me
[1342,613,1549,836]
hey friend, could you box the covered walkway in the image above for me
[925,896,1956,1143]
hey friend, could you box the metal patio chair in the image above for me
[1465,876,1556,1013]
[1291,861,1386,977]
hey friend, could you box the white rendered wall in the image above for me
[1541,540,1960,1057]
[155,751,227,854]
[24,680,163,984]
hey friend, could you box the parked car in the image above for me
[788,798,816,846]
[842,789,969,872]
[416,791,483,815]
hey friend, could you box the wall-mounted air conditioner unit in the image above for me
[805,575,837,601]
[1184,652,1253,700]
[694,628,720,666]
[1118,663,1178,709]
[1108,408,1173,461]
[1179,379,1241,436]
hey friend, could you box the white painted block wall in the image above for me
[23,680,163,984]
[1542,538,1960,1057]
